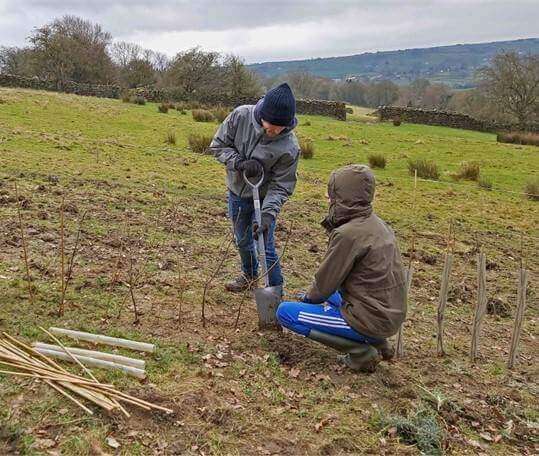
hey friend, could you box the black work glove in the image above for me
[236,159,263,178]
[253,213,274,241]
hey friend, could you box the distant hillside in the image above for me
[248,38,539,88]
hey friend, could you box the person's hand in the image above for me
[236,159,263,178]
[296,292,315,303]
[253,213,274,240]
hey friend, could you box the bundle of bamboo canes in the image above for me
[0,329,172,416]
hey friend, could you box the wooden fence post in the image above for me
[395,170,418,358]
[437,220,454,356]
[436,253,453,355]
[470,252,487,362]
[507,268,528,369]
[395,265,414,358]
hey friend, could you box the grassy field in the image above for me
[0,88,537,455]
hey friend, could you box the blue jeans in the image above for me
[277,291,382,343]
[228,191,283,286]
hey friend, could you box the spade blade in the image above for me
[254,286,282,330]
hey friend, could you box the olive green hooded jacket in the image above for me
[306,165,407,339]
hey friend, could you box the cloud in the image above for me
[1,0,537,62]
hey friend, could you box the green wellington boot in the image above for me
[307,329,381,373]
[371,339,395,361]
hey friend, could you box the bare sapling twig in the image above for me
[14,181,34,305]
[115,205,164,324]
[201,235,236,328]
[436,220,454,356]
[128,253,141,324]
[114,208,143,322]
[169,200,187,328]
[59,204,87,315]
[201,207,243,329]
[234,220,294,330]
[110,205,129,287]
[177,251,186,328]
[396,170,418,357]
[63,210,88,294]
[470,251,487,362]
[59,196,66,315]
[115,248,151,321]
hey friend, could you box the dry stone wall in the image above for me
[377,106,509,132]
[132,87,347,120]
[296,99,346,120]
[0,73,346,120]
[0,73,120,98]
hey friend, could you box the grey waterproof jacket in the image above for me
[306,165,407,339]
[209,101,300,218]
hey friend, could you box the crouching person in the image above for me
[276,165,406,372]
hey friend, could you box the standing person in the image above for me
[276,165,407,372]
[210,83,300,294]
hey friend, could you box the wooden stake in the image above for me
[89,385,173,413]
[84,385,152,411]
[436,220,454,356]
[396,172,418,358]
[470,252,487,362]
[436,254,453,355]
[396,265,414,358]
[507,268,528,369]
[2,331,74,374]
[46,379,94,415]
[14,181,34,305]
[0,369,112,386]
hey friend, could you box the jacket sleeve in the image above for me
[209,110,241,171]
[261,150,299,218]
[305,230,360,303]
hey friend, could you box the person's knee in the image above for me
[276,301,294,328]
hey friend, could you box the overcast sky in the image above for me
[0,0,537,63]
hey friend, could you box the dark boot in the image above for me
[338,350,380,373]
[371,339,395,361]
[225,275,257,293]
[307,329,380,373]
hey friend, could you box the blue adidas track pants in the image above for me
[276,291,382,344]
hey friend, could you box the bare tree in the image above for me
[365,80,399,107]
[398,79,452,109]
[109,41,142,68]
[477,52,539,128]
[0,46,35,76]
[109,42,168,87]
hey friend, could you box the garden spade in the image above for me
[243,171,282,329]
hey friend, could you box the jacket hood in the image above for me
[253,98,297,140]
[322,164,375,231]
